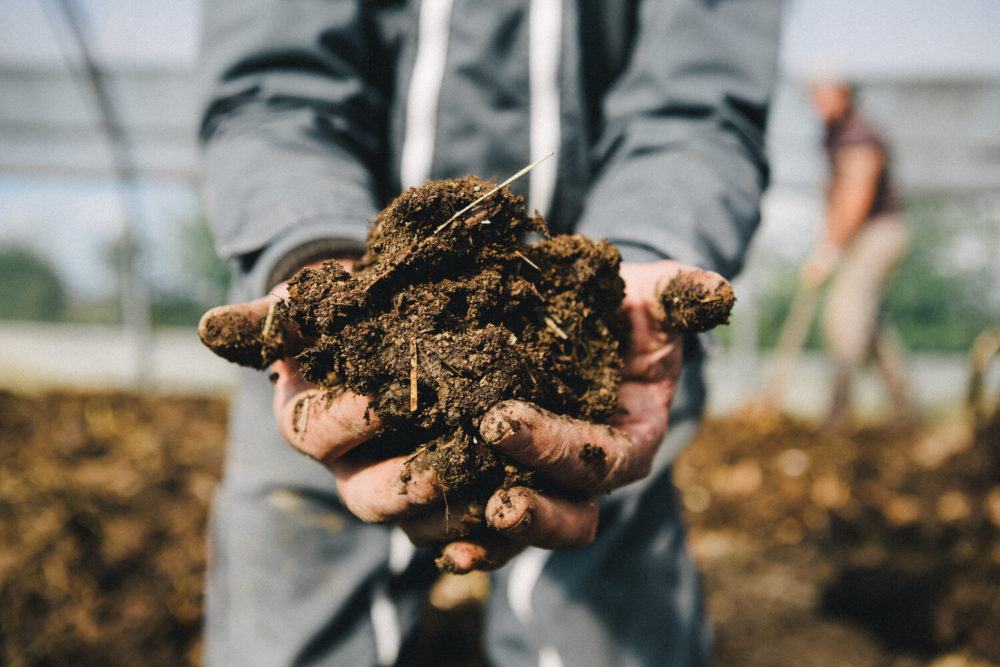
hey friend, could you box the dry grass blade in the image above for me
[544,316,569,340]
[296,395,311,434]
[261,300,278,340]
[514,250,541,271]
[410,338,419,412]
[434,152,554,233]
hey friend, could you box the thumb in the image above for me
[198,295,285,369]
[652,266,734,334]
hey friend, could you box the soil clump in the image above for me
[200,175,733,507]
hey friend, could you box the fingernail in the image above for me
[435,553,460,574]
[437,544,484,574]
[502,509,532,536]
[481,417,515,444]
[489,491,532,535]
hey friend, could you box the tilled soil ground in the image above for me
[1,389,997,666]
[681,412,1000,666]
[0,390,226,666]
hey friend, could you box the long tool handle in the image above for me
[760,281,821,408]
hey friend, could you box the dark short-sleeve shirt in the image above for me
[824,109,900,219]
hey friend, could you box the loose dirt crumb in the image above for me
[579,442,608,470]
[658,271,736,333]
[199,310,283,368]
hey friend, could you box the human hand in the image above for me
[802,242,841,287]
[199,260,729,573]
[199,260,454,525]
[430,260,730,572]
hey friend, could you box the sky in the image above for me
[780,0,1000,79]
[1,0,999,299]
[3,0,998,75]
[0,0,200,68]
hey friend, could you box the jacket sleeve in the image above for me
[198,0,388,296]
[574,0,781,278]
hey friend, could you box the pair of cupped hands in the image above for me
[203,259,723,572]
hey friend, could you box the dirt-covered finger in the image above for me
[610,379,673,450]
[198,297,285,368]
[620,333,683,382]
[486,486,599,549]
[329,454,443,524]
[273,372,382,462]
[654,268,735,333]
[397,500,486,547]
[479,400,645,493]
[436,535,526,574]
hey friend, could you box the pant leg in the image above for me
[483,358,711,667]
[822,215,909,368]
[204,369,439,667]
[822,216,908,422]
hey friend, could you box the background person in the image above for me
[804,79,913,428]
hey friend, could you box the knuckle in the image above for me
[403,477,441,508]
[339,490,381,523]
[564,511,599,549]
[597,433,648,491]
[627,456,653,485]
[536,437,571,471]
[400,460,442,506]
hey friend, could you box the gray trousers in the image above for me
[205,359,710,667]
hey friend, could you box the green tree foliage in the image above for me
[755,196,1000,352]
[0,245,67,321]
[754,267,821,350]
[150,214,230,327]
[81,215,230,327]
[886,197,999,351]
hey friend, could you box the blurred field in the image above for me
[0,391,226,666]
[683,412,1000,666]
[1,389,998,666]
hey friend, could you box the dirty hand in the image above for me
[436,260,728,573]
[200,260,445,523]
[200,259,725,573]
[199,263,460,531]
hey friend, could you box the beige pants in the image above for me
[823,215,908,366]
[822,215,913,424]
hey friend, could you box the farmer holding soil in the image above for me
[198,1,779,665]
[804,79,913,428]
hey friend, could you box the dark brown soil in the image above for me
[201,175,736,509]
[292,176,632,502]
[206,175,633,505]
[679,411,1000,666]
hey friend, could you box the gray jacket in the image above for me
[200,0,781,298]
